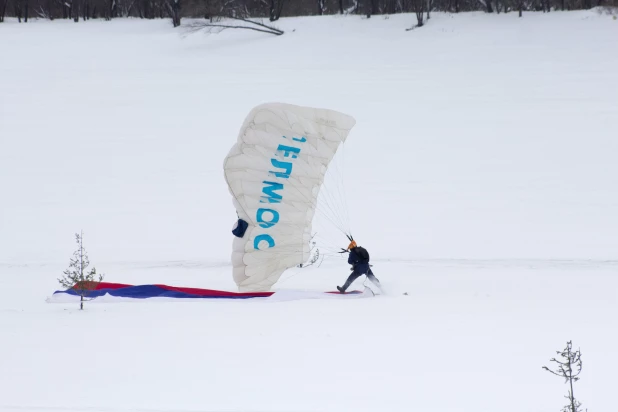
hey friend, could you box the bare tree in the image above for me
[58,231,105,310]
[83,0,90,19]
[269,0,283,20]
[364,0,377,16]
[118,0,136,16]
[413,0,424,26]
[0,0,9,21]
[166,0,179,26]
[11,0,31,21]
[60,0,72,19]
[73,0,81,20]
[543,340,584,412]
[33,0,55,19]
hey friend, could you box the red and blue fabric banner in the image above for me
[54,282,274,299]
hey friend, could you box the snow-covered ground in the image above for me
[1,10,617,412]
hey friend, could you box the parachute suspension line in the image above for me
[341,145,352,237]
[314,141,353,248]
[233,141,352,267]
[271,174,347,237]
[262,145,351,268]
[276,263,314,286]
[331,142,352,236]
[317,143,349,234]
[315,148,348,224]
[314,156,348,235]
[333,142,352,233]
[271,148,350,238]
[314,140,355,259]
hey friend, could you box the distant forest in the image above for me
[1,0,616,28]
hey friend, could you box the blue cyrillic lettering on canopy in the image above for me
[260,181,283,204]
[252,135,308,251]
[254,234,275,250]
[270,159,293,179]
[257,208,280,229]
[276,144,301,159]
[283,136,307,143]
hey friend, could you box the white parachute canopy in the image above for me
[223,103,356,292]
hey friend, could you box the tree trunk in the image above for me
[414,0,423,26]
[269,0,276,20]
[0,0,8,22]
[518,0,522,16]
[567,346,576,412]
[486,0,493,12]
[561,0,564,10]
[455,0,459,12]
[168,0,180,26]
[339,0,343,13]
[426,0,430,19]
[80,295,84,310]
[269,0,284,21]
[24,0,28,21]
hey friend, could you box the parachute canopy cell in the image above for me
[223,102,356,292]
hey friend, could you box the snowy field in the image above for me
[1,9,618,412]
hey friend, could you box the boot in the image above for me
[337,277,354,294]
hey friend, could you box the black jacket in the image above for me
[348,246,370,272]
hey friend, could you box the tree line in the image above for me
[1,0,616,27]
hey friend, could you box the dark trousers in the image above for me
[341,267,380,291]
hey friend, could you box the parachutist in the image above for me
[337,240,381,293]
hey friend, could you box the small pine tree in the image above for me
[58,231,104,310]
[543,340,585,412]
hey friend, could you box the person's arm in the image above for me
[348,250,357,265]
